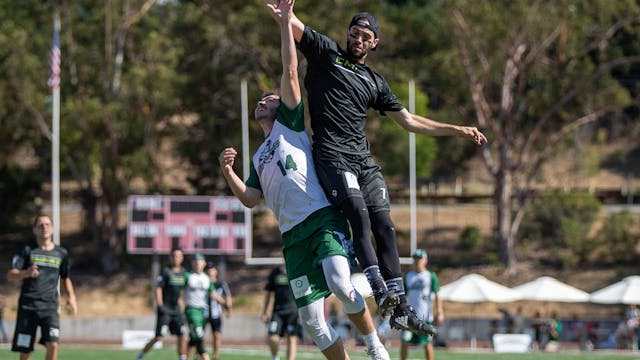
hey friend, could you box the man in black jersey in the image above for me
[7,214,78,360]
[137,248,188,360]
[261,267,299,360]
[285,6,487,335]
[205,262,232,360]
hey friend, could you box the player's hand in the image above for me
[25,264,39,279]
[459,126,487,146]
[266,0,295,23]
[219,147,237,172]
[67,297,78,316]
[436,312,445,325]
[261,314,269,324]
[157,304,165,314]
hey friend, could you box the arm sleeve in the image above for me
[297,26,336,65]
[372,75,404,114]
[59,249,70,279]
[222,282,232,298]
[245,161,262,191]
[11,246,30,270]
[276,102,305,131]
[431,272,440,293]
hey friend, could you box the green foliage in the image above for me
[0,165,42,231]
[459,225,482,251]
[369,83,437,178]
[520,191,601,265]
[596,211,639,263]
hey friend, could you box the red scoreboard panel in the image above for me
[127,195,248,255]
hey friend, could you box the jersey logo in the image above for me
[335,55,357,71]
[30,254,61,268]
[257,138,280,175]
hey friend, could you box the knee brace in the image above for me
[298,301,340,350]
[322,256,366,314]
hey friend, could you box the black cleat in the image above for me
[390,305,437,336]
[373,290,399,317]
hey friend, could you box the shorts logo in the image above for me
[16,333,31,347]
[344,172,360,190]
[49,327,60,339]
[290,275,312,299]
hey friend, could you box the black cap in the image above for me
[349,12,380,38]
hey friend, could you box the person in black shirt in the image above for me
[136,248,187,360]
[261,267,299,360]
[286,6,487,335]
[205,262,232,360]
[7,214,78,360]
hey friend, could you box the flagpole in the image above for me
[51,7,61,246]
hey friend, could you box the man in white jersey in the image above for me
[218,1,389,359]
[400,250,444,360]
[184,254,225,360]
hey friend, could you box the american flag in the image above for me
[47,23,60,89]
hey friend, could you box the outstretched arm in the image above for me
[266,0,304,42]
[219,147,262,208]
[387,108,488,146]
[266,0,300,109]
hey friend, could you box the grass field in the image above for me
[0,346,637,360]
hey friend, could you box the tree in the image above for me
[443,0,640,268]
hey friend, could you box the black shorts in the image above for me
[155,308,187,337]
[313,151,390,213]
[208,317,222,333]
[268,311,300,338]
[12,307,60,353]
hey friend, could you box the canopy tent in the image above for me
[590,275,640,305]
[513,276,589,303]
[439,273,522,348]
[439,273,523,303]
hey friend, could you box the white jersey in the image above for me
[405,270,439,322]
[246,103,330,233]
[184,271,212,309]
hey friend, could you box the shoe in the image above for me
[366,343,390,360]
[390,306,437,336]
[373,290,399,317]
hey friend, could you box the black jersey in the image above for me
[265,267,297,315]
[156,266,186,314]
[11,242,71,311]
[297,26,404,157]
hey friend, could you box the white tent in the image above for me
[439,273,522,348]
[590,275,640,305]
[513,276,589,303]
[440,273,523,303]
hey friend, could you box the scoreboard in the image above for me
[127,195,248,255]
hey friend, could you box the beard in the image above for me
[347,41,367,60]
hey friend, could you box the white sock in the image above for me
[272,356,280,360]
[363,331,381,347]
[178,355,187,360]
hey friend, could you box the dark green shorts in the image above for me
[282,207,349,308]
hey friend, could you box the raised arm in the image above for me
[387,108,487,146]
[266,0,304,42]
[219,147,262,208]
[266,0,300,109]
